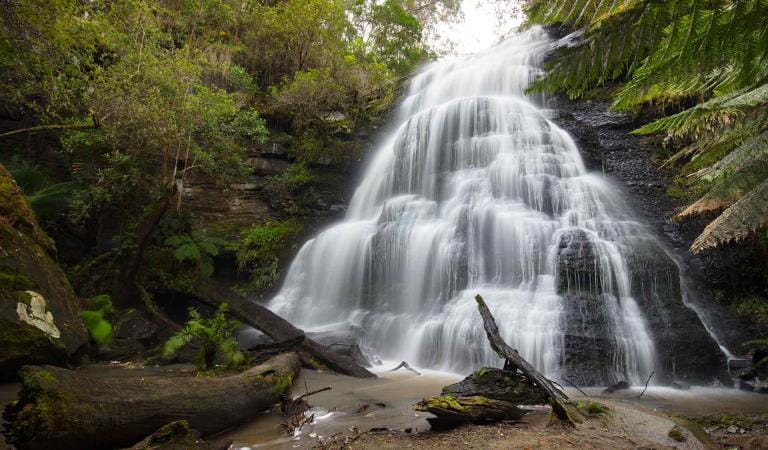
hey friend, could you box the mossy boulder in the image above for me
[441,367,547,405]
[0,164,88,380]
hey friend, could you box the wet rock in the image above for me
[0,164,89,380]
[554,214,724,385]
[603,380,629,394]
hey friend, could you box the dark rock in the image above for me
[0,164,89,380]
[127,420,214,450]
[603,380,630,394]
[115,309,159,342]
[95,338,146,362]
[548,95,766,371]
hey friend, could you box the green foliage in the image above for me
[5,157,51,195]
[575,400,609,415]
[732,294,768,323]
[164,231,225,277]
[237,220,302,290]
[162,303,247,371]
[79,294,113,345]
[526,0,768,252]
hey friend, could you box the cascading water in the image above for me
[269,28,722,385]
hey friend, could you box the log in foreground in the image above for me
[415,368,546,429]
[475,295,574,424]
[4,353,301,450]
[182,282,376,378]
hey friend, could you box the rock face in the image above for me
[547,97,766,354]
[556,226,724,385]
[0,164,88,380]
[547,100,731,384]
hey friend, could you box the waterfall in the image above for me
[269,28,676,384]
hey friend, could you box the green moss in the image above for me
[267,372,295,394]
[473,367,490,377]
[575,400,609,415]
[732,295,768,323]
[422,396,466,412]
[0,164,54,251]
[0,267,36,291]
[668,425,687,442]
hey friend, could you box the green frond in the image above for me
[690,178,768,252]
[679,161,768,217]
[697,131,768,179]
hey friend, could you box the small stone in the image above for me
[726,425,739,434]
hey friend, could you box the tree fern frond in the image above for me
[678,161,768,218]
[690,178,768,252]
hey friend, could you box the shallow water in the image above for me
[224,364,464,449]
[223,366,768,449]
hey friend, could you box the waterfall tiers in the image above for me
[268,27,724,385]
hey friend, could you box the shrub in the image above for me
[80,294,113,345]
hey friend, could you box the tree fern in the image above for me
[690,178,768,252]
[527,0,768,252]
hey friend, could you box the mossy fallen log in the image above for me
[414,395,525,429]
[3,353,301,450]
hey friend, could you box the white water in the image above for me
[269,28,658,384]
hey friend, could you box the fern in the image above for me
[162,303,248,371]
[164,231,225,277]
[527,0,768,252]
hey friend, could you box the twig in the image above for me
[636,371,654,399]
[294,386,331,402]
[563,377,590,398]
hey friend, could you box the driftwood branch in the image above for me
[636,371,654,399]
[474,294,574,424]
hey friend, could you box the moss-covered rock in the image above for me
[0,164,89,380]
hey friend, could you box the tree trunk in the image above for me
[4,353,301,450]
[113,193,172,307]
[474,295,575,424]
[178,281,377,378]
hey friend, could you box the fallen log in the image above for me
[3,353,301,450]
[176,282,376,378]
[474,295,574,424]
[414,396,525,430]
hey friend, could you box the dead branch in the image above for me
[636,371,654,399]
[474,294,574,425]
[388,361,422,375]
